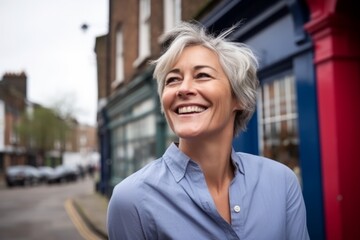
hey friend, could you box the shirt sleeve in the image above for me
[107,183,147,240]
[285,169,310,240]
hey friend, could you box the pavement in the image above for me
[72,191,109,240]
[0,174,109,239]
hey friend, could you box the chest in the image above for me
[140,176,287,240]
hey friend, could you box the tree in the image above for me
[16,105,72,166]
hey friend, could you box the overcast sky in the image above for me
[0,0,108,126]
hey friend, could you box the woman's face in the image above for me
[161,45,239,140]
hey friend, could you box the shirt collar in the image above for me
[163,143,191,182]
[231,148,245,175]
[164,143,245,183]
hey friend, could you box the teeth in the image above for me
[178,106,206,114]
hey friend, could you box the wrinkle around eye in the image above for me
[195,72,213,80]
[165,77,182,86]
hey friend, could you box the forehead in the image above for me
[170,45,220,69]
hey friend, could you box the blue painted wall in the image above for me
[293,51,324,239]
[202,0,325,238]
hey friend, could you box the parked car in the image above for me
[47,165,79,184]
[63,165,79,182]
[5,165,40,187]
[37,166,54,183]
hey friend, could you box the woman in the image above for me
[107,22,309,240]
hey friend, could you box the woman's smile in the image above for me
[177,105,207,114]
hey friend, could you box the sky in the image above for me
[0,0,109,126]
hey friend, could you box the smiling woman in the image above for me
[107,22,310,240]
[161,45,239,141]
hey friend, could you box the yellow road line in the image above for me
[64,198,102,240]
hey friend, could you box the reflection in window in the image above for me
[112,99,156,180]
[257,74,302,184]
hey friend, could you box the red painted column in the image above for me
[305,1,360,239]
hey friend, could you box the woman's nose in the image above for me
[176,78,195,98]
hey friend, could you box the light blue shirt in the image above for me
[107,143,309,240]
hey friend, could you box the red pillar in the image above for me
[305,1,360,239]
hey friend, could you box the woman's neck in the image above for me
[179,134,234,192]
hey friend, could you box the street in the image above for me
[0,177,95,240]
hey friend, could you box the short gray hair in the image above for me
[151,21,259,135]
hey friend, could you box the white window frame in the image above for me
[258,74,298,154]
[112,28,124,88]
[163,0,181,33]
[134,0,151,67]
[257,74,303,184]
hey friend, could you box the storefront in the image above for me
[98,0,359,238]
[103,67,174,191]
[201,0,324,238]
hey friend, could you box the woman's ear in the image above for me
[232,101,243,112]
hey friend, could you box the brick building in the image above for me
[96,0,360,239]
[0,71,98,174]
[95,0,209,195]
[0,72,28,174]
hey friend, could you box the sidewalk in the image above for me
[72,192,109,240]
[0,175,109,239]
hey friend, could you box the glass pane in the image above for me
[257,74,302,184]
[111,98,157,180]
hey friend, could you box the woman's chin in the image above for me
[175,129,203,140]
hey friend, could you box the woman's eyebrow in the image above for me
[167,68,181,75]
[166,65,216,75]
[194,65,217,72]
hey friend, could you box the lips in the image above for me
[177,105,207,114]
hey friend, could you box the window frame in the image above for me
[133,0,151,67]
[112,27,125,88]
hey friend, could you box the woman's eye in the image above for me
[165,77,180,85]
[196,73,211,79]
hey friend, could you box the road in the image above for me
[0,177,94,240]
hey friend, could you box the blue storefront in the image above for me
[200,0,324,238]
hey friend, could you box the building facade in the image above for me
[0,72,28,174]
[95,0,359,239]
[0,71,98,173]
[198,0,359,239]
[95,0,208,195]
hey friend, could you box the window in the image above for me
[134,0,151,67]
[257,74,302,183]
[163,0,181,33]
[111,98,157,181]
[113,28,124,87]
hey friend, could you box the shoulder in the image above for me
[235,152,298,185]
[107,160,167,239]
[107,158,165,231]
[237,152,291,172]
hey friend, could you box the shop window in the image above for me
[166,124,178,146]
[112,99,157,180]
[257,74,302,183]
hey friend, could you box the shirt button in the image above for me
[233,205,241,213]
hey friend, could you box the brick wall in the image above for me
[105,0,209,97]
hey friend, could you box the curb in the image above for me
[65,199,102,240]
[72,195,109,240]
